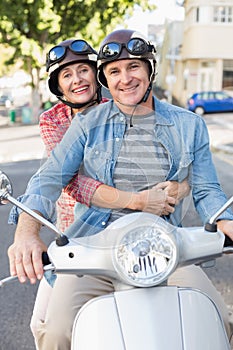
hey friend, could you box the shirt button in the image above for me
[95,150,99,155]
[120,117,124,121]
[101,221,106,226]
[116,137,120,142]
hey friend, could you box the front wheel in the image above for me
[194,106,205,116]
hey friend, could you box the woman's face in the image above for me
[58,62,97,107]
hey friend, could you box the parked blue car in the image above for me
[187,91,233,115]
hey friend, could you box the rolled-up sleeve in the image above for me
[8,116,86,225]
[65,174,102,206]
[8,194,57,224]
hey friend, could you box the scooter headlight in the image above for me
[113,224,178,287]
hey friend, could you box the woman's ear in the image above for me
[57,85,64,95]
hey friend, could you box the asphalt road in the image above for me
[0,160,54,350]
[0,111,233,349]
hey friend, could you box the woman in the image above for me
[30,37,190,347]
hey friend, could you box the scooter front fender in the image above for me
[71,286,230,350]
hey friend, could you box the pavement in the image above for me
[205,114,233,154]
[0,115,46,163]
[0,111,233,164]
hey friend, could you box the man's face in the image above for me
[103,59,151,108]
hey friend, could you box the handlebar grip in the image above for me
[42,252,50,266]
[224,236,233,247]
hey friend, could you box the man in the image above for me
[8,29,233,349]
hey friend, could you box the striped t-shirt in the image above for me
[109,112,170,223]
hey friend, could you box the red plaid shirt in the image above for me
[39,99,108,231]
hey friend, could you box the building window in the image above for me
[196,7,199,22]
[223,60,233,88]
[213,6,233,22]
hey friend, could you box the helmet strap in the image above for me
[56,96,97,109]
[96,84,102,104]
[56,85,102,109]
[139,82,152,104]
[138,69,155,104]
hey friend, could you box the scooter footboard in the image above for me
[71,286,230,350]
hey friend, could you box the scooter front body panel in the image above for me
[71,286,230,350]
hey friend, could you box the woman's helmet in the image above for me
[97,29,157,91]
[46,39,101,108]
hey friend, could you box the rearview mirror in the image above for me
[0,171,13,205]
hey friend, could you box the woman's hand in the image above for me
[138,187,176,216]
[137,179,190,216]
[153,179,190,202]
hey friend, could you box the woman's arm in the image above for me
[89,179,190,216]
[90,184,175,216]
[40,109,103,206]
[65,172,190,216]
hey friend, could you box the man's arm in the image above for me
[217,220,233,241]
[190,116,233,223]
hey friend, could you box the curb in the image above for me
[1,118,233,154]
[0,122,21,128]
[211,144,233,155]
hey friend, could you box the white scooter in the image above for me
[1,170,233,350]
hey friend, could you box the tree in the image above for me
[0,0,155,95]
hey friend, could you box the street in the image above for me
[0,111,233,349]
[0,160,54,350]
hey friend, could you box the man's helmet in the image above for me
[46,39,98,97]
[97,29,156,89]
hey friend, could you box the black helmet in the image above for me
[46,39,102,109]
[97,29,156,89]
[47,39,98,97]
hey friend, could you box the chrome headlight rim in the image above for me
[112,220,178,287]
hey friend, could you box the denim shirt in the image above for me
[9,96,233,238]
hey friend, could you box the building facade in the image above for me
[158,0,233,106]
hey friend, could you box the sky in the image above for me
[124,0,185,36]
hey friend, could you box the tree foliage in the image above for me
[0,0,154,89]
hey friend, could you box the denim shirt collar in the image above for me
[106,96,175,126]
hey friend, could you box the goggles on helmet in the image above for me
[98,38,155,61]
[46,39,97,72]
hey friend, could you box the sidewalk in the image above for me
[0,115,14,128]
[205,116,233,155]
[0,116,45,163]
[0,114,26,128]
[1,113,233,164]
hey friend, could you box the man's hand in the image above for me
[8,212,47,284]
[217,220,233,241]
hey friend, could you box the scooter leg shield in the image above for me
[71,286,230,350]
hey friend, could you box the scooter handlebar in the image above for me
[0,252,51,288]
[224,235,233,247]
[42,251,51,266]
